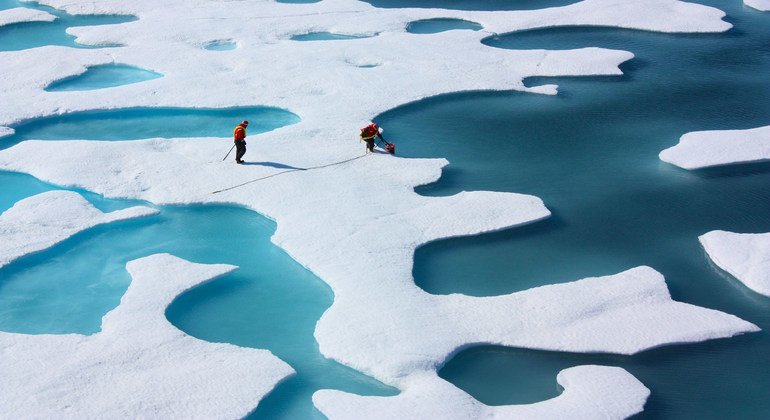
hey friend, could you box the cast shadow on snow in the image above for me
[241,161,304,170]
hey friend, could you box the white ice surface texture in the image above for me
[745,0,770,12]
[660,125,770,169]
[0,0,750,417]
[0,7,56,28]
[315,366,650,420]
[0,254,294,418]
[700,230,770,297]
[0,190,157,268]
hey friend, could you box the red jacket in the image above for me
[234,124,247,141]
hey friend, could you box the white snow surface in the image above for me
[0,0,755,417]
[660,125,770,169]
[700,230,770,297]
[315,365,650,419]
[0,190,157,268]
[745,0,770,12]
[0,253,294,418]
[0,7,56,27]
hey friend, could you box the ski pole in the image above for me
[222,144,236,161]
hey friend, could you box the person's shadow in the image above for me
[241,161,305,170]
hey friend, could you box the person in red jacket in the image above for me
[233,120,248,164]
[360,123,384,154]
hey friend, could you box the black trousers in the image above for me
[235,141,246,162]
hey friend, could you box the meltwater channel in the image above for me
[372,1,770,418]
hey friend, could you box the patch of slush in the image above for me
[0,0,747,416]
[44,63,163,91]
[0,254,294,418]
[660,125,770,169]
[204,39,237,50]
[745,0,770,11]
[700,230,770,297]
[315,365,649,419]
[0,126,12,138]
[0,190,157,268]
[291,31,374,41]
[0,7,56,27]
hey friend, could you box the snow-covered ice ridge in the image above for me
[700,230,770,298]
[0,7,56,28]
[0,254,294,418]
[0,190,157,268]
[0,0,755,417]
[746,0,770,12]
[316,365,650,419]
[660,125,770,169]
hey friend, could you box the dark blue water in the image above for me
[0,0,135,51]
[361,0,579,11]
[372,1,770,418]
[291,32,373,41]
[406,18,482,34]
[44,64,162,91]
[0,107,300,150]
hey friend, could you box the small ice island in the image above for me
[0,0,767,418]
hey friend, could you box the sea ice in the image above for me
[0,254,294,418]
[0,0,752,417]
[0,7,56,28]
[0,190,157,268]
[659,125,770,169]
[745,0,770,12]
[315,365,649,419]
[700,230,770,297]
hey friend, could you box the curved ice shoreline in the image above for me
[0,254,294,418]
[315,365,650,419]
[700,230,770,297]
[0,7,57,28]
[746,0,770,12]
[660,125,770,170]
[0,0,753,417]
[0,190,157,268]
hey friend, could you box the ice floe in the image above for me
[0,190,157,268]
[660,125,770,169]
[745,0,770,12]
[0,0,753,416]
[0,7,56,28]
[315,365,649,419]
[0,253,294,418]
[700,230,770,297]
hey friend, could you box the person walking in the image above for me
[233,120,249,164]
